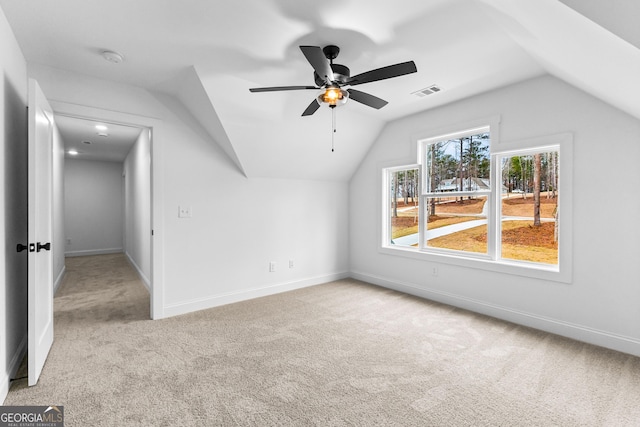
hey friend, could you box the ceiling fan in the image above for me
[249,45,417,116]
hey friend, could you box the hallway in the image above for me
[54,254,150,324]
[7,254,150,410]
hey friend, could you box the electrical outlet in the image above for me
[66,238,71,245]
[269,261,277,272]
[289,259,294,269]
[432,266,438,277]
[178,205,192,218]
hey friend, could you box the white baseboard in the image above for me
[350,271,640,357]
[65,248,123,257]
[53,265,66,296]
[1,334,27,404]
[164,272,350,318]
[125,252,150,292]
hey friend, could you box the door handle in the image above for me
[37,242,51,252]
[17,243,35,252]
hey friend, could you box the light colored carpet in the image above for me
[6,254,640,426]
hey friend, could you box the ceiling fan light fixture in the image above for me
[319,87,348,107]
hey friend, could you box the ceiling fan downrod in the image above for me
[323,45,340,63]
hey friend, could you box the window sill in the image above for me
[379,245,570,284]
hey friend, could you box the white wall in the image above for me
[349,75,640,356]
[64,159,124,256]
[124,128,151,287]
[0,6,28,403]
[155,93,350,316]
[30,64,349,318]
[52,125,65,292]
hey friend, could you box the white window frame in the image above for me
[494,145,561,264]
[418,125,493,259]
[380,117,572,284]
[382,164,420,249]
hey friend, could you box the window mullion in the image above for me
[489,154,500,260]
[418,199,425,250]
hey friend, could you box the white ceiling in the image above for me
[558,0,640,50]
[56,115,143,162]
[1,0,638,180]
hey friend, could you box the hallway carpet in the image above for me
[6,254,640,426]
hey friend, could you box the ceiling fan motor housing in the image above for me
[314,64,350,86]
[323,45,340,60]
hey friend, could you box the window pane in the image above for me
[388,168,419,247]
[500,151,559,264]
[425,132,491,194]
[425,195,488,254]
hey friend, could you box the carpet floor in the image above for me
[6,254,640,426]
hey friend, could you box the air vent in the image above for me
[412,84,442,97]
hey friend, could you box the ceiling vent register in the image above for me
[413,85,442,97]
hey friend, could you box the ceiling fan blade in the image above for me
[348,61,417,86]
[249,86,318,93]
[300,46,334,83]
[302,99,321,116]
[347,89,388,109]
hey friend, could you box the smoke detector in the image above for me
[102,50,124,64]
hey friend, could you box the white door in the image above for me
[27,79,54,386]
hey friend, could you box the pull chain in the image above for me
[331,105,336,152]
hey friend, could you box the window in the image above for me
[382,123,570,281]
[386,166,420,248]
[422,128,491,256]
[498,149,559,265]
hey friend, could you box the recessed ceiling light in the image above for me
[102,50,124,64]
[82,140,91,145]
[68,149,79,155]
[95,125,108,131]
[97,132,109,137]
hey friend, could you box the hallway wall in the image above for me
[64,158,124,256]
[52,125,65,291]
[124,128,151,287]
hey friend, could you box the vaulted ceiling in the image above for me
[1,0,638,180]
